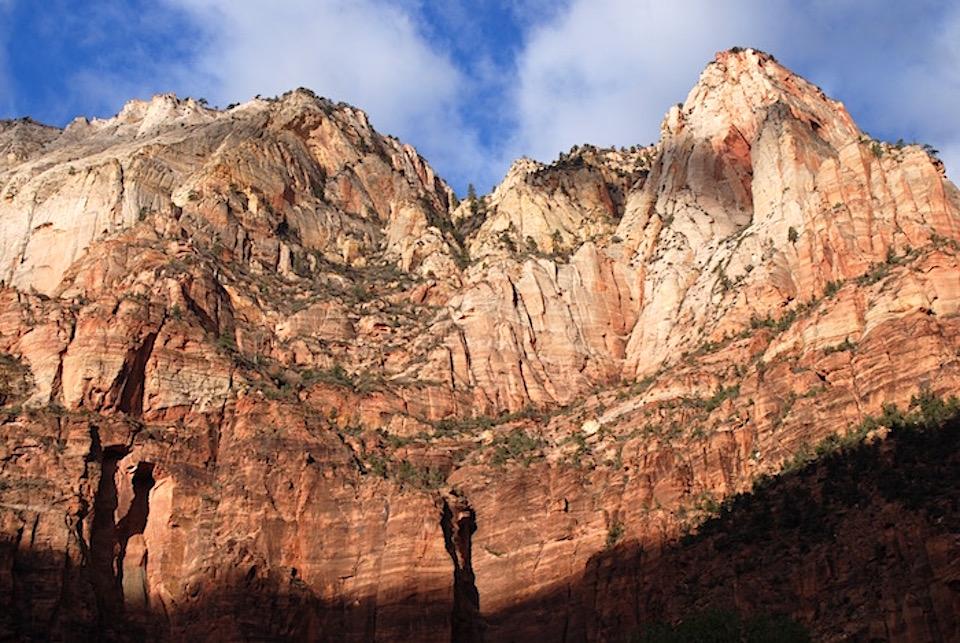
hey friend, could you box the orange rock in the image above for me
[1,48,959,642]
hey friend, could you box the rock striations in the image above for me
[1,49,959,641]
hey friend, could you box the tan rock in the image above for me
[1,48,959,643]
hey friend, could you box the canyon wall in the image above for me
[1,49,959,641]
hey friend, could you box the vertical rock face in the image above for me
[1,49,959,642]
[618,48,959,377]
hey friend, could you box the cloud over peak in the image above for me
[509,0,784,163]
[171,1,459,135]
[1,0,957,188]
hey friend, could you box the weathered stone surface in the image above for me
[1,48,959,642]
[462,145,654,259]
[618,48,960,378]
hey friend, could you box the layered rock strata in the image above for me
[1,49,959,641]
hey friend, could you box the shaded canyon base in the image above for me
[2,413,957,642]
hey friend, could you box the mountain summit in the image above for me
[1,49,958,641]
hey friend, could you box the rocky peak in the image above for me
[617,47,960,377]
[674,48,858,143]
[0,116,60,136]
[462,144,655,260]
[111,93,217,136]
[0,117,61,172]
[0,88,463,296]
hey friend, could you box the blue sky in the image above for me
[1,0,958,193]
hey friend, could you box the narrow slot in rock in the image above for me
[89,446,127,626]
[441,495,483,642]
[117,332,157,417]
[116,461,155,607]
[90,451,157,627]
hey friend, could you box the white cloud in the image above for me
[507,0,784,165]
[941,147,960,182]
[6,0,958,189]
[170,0,455,130]
[508,0,960,176]
[506,0,960,180]
[161,0,959,188]
[165,0,489,189]
[782,2,960,179]
[899,6,960,180]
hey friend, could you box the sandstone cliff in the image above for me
[1,48,959,642]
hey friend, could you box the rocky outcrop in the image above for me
[0,118,60,173]
[1,48,959,642]
[617,48,960,377]
[0,89,460,297]
[461,145,654,259]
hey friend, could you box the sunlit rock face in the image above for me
[2,49,959,642]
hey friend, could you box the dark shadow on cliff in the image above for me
[0,543,456,642]
[2,401,958,642]
[488,399,960,642]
